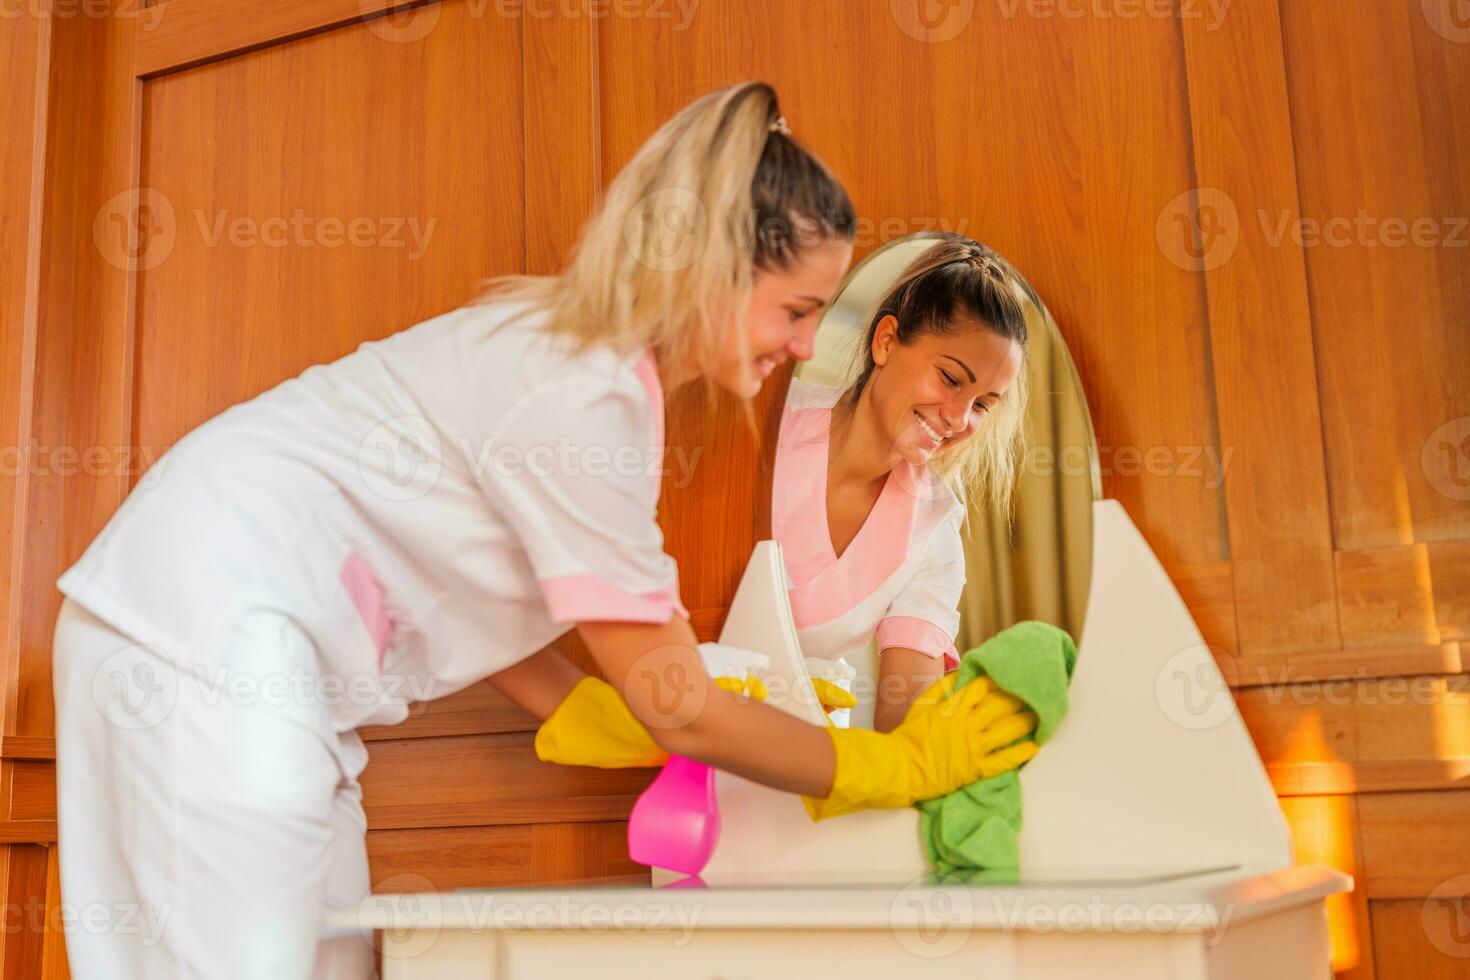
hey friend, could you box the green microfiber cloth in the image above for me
[914,620,1077,875]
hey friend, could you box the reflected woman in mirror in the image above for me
[772,234,1036,732]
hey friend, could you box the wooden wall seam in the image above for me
[1176,0,1341,657]
[4,4,54,739]
[133,0,421,78]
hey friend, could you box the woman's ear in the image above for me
[871,314,899,368]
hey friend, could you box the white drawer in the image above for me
[499,928,1019,978]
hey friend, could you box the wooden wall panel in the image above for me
[134,0,404,77]
[1239,674,1470,795]
[1,0,51,762]
[1370,900,1470,980]
[1280,0,1470,555]
[367,821,644,891]
[0,0,46,629]
[1178,0,1339,655]
[1357,794,1470,976]
[4,4,146,977]
[358,733,651,829]
[1427,541,1470,642]
[1336,545,1444,649]
[521,11,600,276]
[0,845,63,978]
[135,1,524,455]
[2,1,1466,978]
[1270,8,1470,972]
[597,0,1226,577]
[1358,790,1470,899]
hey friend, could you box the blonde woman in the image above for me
[52,86,1037,978]
[771,235,1033,733]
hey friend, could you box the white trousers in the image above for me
[53,596,378,979]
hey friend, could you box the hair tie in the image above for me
[961,249,1001,279]
[768,115,791,136]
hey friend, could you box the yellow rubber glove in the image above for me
[810,677,857,715]
[801,675,1040,821]
[534,673,766,769]
[902,671,994,723]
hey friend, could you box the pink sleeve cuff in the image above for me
[877,615,960,672]
[539,574,689,626]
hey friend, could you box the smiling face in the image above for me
[866,313,1024,466]
[706,236,854,398]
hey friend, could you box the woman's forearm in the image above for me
[873,646,946,733]
[486,644,588,721]
[669,692,838,797]
[577,617,838,798]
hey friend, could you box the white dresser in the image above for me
[332,502,1351,978]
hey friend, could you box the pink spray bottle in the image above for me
[626,643,769,876]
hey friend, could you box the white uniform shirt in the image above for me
[58,301,686,731]
[771,379,966,672]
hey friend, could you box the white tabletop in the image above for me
[329,863,1350,937]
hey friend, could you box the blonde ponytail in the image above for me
[471,82,854,399]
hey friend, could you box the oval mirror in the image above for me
[776,232,1099,728]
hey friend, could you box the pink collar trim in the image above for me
[771,402,927,628]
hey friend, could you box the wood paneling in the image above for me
[1239,675,1470,795]
[1359,791,1470,899]
[0,845,61,978]
[521,9,600,276]
[367,821,644,890]
[1280,0,1470,553]
[1427,541,1470,642]
[1172,560,1239,657]
[134,0,410,77]
[1370,900,1470,980]
[1338,545,1444,649]
[3,1,1466,978]
[358,732,653,828]
[598,0,1226,580]
[7,762,56,822]
[1178,0,1340,656]
[0,0,47,651]
[135,0,524,456]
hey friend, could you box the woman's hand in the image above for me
[802,675,1039,821]
[810,677,857,717]
[533,668,768,770]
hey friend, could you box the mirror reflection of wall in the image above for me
[777,233,1098,727]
